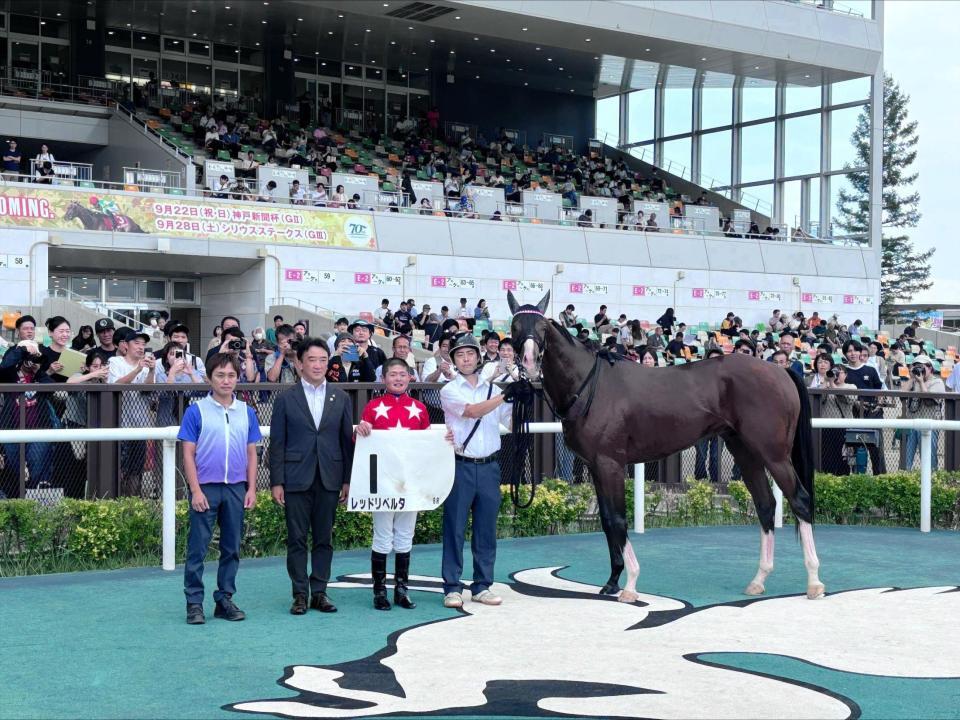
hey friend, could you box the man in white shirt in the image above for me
[456,298,470,320]
[289,180,306,205]
[108,328,156,496]
[257,180,277,202]
[374,299,391,326]
[439,333,515,609]
[374,335,420,382]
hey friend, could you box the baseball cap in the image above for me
[165,323,189,336]
[911,355,932,367]
[95,318,115,332]
[115,327,150,344]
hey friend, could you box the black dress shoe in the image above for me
[290,594,308,615]
[214,596,246,621]
[310,592,337,613]
[186,603,205,625]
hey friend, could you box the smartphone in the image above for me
[175,350,184,359]
[342,346,360,362]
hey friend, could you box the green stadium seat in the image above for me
[182,124,194,135]
[382,181,396,192]
[79,180,95,188]
[217,150,231,161]
[166,188,186,195]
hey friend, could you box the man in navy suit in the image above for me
[270,338,354,615]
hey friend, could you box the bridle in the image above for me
[511,310,606,421]
[511,307,546,380]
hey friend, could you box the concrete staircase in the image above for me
[42,292,152,341]
[268,299,432,361]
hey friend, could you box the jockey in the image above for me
[354,357,431,611]
[89,195,121,229]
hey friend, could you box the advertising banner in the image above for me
[0,186,377,249]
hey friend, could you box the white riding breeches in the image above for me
[372,510,418,554]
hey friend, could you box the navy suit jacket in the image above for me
[269,382,354,492]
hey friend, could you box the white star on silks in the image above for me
[393,419,408,430]
[405,402,423,420]
[373,401,390,420]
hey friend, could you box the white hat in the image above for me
[911,355,933,367]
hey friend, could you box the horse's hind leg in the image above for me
[592,457,637,600]
[723,434,776,596]
[767,459,825,599]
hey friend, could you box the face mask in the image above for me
[253,332,263,340]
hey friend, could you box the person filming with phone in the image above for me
[326,334,376,383]
[901,355,945,470]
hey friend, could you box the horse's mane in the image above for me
[547,319,624,364]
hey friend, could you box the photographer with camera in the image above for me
[265,324,299,384]
[901,355,945,470]
[210,326,257,383]
[154,341,206,426]
[808,354,857,474]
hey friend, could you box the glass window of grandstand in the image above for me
[700,73,733,130]
[595,95,620,147]
[700,130,731,189]
[662,66,694,136]
[741,79,776,122]
[173,281,196,303]
[627,89,654,144]
[69,276,100,300]
[661,137,692,180]
[107,278,137,302]
[740,122,775,184]
[784,113,821,177]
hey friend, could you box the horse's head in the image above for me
[509,290,550,379]
[64,202,80,220]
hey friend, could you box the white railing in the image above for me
[0,416,955,572]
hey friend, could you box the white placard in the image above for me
[348,428,455,512]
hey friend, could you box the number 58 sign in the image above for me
[0,255,29,269]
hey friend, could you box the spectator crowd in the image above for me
[0,300,957,501]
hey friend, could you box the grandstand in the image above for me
[0,0,883,338]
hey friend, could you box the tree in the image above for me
[834,74,933,318]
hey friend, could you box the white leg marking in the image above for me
[745,529,775,596]
[618,539,641,603]
[799,520,825,599]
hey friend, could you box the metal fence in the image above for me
[0,384,957,502]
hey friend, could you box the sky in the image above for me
[883,1,959,304]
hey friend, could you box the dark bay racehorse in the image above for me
[64,202,145,233]
[509,291,824,602]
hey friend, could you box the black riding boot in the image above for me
[394,551,416,609]
[372,551,391,611]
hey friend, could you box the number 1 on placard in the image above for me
[369,453,378,495]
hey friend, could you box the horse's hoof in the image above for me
[618,589,640,603]
[807,583,825,600]
[744,582,765,596]
[599,583,621,596]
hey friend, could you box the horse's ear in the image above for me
[507,290,519,315]
[536,291,550,315]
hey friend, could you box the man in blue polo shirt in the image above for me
[178,353,261,625]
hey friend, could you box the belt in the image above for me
[455,452,499,465]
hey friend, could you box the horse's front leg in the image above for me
[593,458,637,600]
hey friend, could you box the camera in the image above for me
[911,366,924,377]
[228,338,246,351]
[825,368,837,380]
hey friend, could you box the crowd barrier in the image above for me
[0,384,956,501]
[0,413,955,572]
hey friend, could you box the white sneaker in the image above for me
[471,590,503,606]
[443,592,463,608]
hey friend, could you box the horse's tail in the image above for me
[786,370,815,526]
